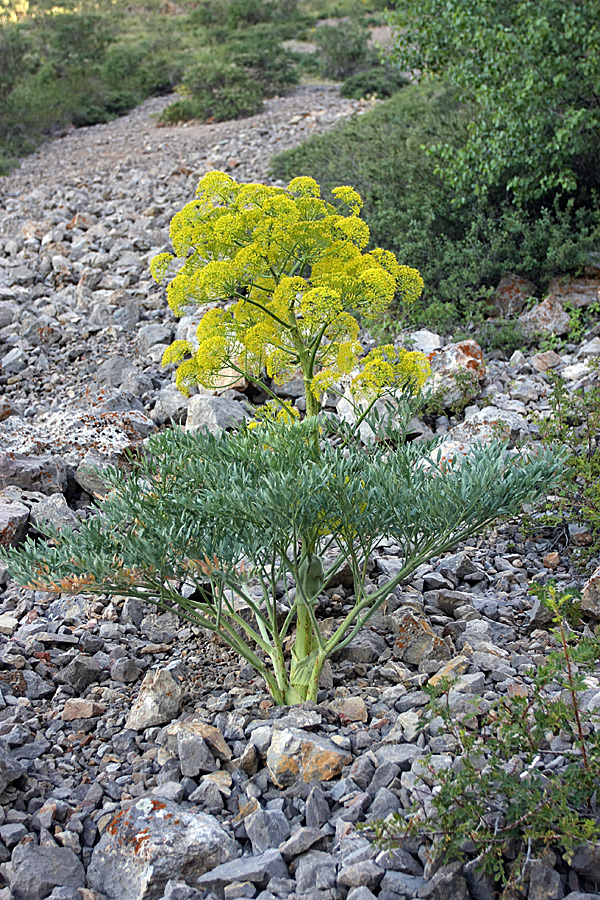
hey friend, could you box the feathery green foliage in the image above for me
[1,421,562,705]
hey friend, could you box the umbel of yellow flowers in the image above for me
[151,171,429,418]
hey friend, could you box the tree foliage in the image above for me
[388,0,600,206]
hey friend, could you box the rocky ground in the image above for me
[1,85,600,900]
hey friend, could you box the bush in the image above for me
[313,18,373,79]
[270,84,600,320]
[369,584,600,887]
[341,65,408,99]
[388,0,600,209]
[160,57,264,123]
[226,32,299,96]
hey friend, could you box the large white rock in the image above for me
[87,798,240,900]
[126,668,184,730]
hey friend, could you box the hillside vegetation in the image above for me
[0,0,389,173]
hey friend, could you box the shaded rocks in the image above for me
[87,798,240,900]
[126,668,184,730]
[0,743,26,793]
[7,839,85,900]
[196,848,288,896]
[0,452,67,495]
[266,727,352,788]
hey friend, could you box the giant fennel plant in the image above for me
[1,173,563,705]
[150,171,429,418]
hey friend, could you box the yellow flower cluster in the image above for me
[351,345,431,399]
[154,171,426,409]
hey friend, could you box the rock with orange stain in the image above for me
[266,727,352,788]
[494,272,537,317]
[518,294,571,336]
[393,610,452,667]
[87,797,240,900]
[427,339,486,408]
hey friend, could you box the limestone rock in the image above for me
[547,275,600,308]
[0,497,29,546]
[61,699,106,722]
[0,452,67,495]
[266,726,352,788]
[196,848,287,893]
[87,798,240,900]
[427,340,486,407]
[392,610,451,667]
[126,668,184,730]
[0,744,25,793]
[493,273,537,317]
[518,294,571,336]
[184,395,250,435]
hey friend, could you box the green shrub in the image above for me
[341,65,408,99]
[270,84,600,320]
[160,56,264,123]
[313,18,373,79]
[369,583,600,887]
[226,32,299,96]
[388,0,600,209]
[532,359,600,558]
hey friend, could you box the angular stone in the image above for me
[450,406,529,446]
[62,655,105,693]
[527,861,562,900]
[330,697,368,723]
[0,497,29,547]
[137,323,173,354]
[406,330,442,355]
[61,699,105,721]
[278,827,325,861]
[0,452,67,495]
[8,841,85,900]
[493,273,537,317]
[418,862,469,900]
[266,727,352,788]
[0,744,25,793]
[0,614,19,636]
[532,350,562,372]
[569,842,600,877]
[177,733,218,777]
[126,669,184,730]
[305,784,331,829]
[438,552,479,581]
[519,295,571,336]
[164,721,232,761]
[95,355,140,388]
[110,657,141,683]
[185,396,250,435]
[338,861,385,890]
[547,275,600,308]
[337,631,387,664]
[295,849,338,893]
[244,808,290,854]
[152,385,189,426]
[87,798,240,900]
[29,493,78,532]
[393,611,451,666]
[427,340,486,407]
[196,849,287,892]
[428,655,469,688]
